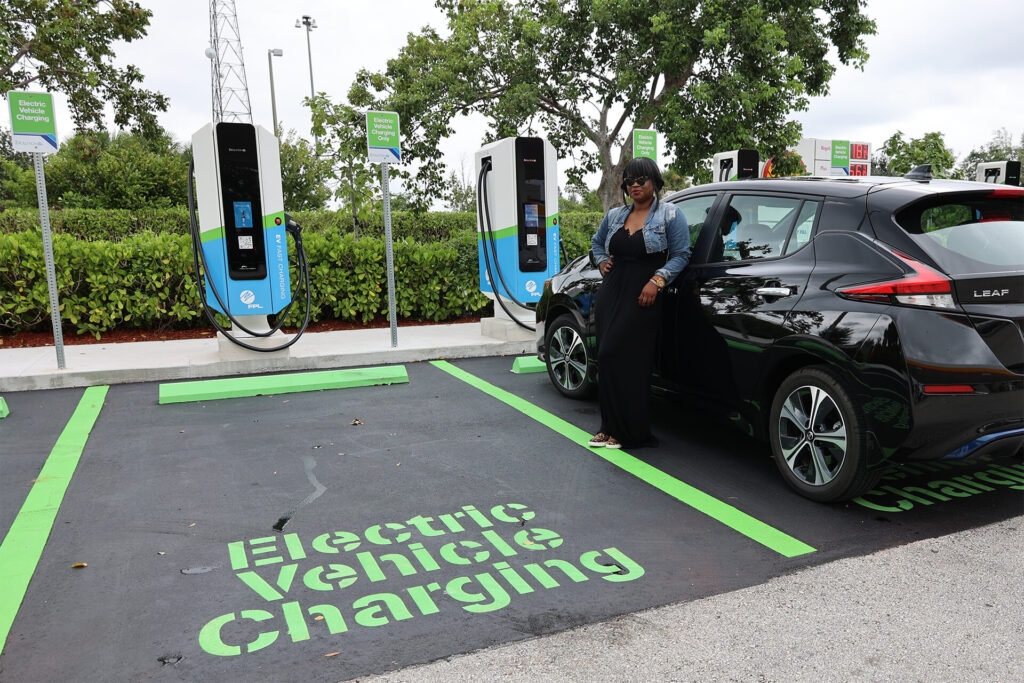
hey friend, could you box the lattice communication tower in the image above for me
[207,0,252,123]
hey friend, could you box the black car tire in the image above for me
[545,314,595,399]
[769,366,875,502]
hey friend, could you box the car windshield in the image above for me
[895,194,1024,275]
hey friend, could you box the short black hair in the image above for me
[621,156,665,193]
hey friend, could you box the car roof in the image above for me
[670,176,1002,201]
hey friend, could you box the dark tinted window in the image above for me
[896,193,1024,273]
[671,194,718,247]
[710,195,808,261]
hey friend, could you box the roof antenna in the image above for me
[904,164,933,182]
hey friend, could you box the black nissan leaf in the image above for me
[536,171,1024,502]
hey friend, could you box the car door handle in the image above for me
[755,287,793,298]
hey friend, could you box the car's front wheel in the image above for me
[545,313,595,399]
[769,366,876,502]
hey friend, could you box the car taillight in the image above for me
[923,384,975,394]
[838,250,956,309]
[987,187,1024,198]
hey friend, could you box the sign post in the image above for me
[633,129,658,161]
[366,111,401,348]
[7,91,64,368]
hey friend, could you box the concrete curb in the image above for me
[0,323,535,391]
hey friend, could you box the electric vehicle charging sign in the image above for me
[633,129,657,161]
[7,90,58,154]
[366,111,401,163]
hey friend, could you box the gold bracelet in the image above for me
[649,277,665,289]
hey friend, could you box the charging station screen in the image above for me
[216,123,266,280]
[233,201,254,229]
[525,204,539,228]
[515,137,546,272]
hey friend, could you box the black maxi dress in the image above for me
[595,226,667,448]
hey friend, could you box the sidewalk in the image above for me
[0,322,536,391]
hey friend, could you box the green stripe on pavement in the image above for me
[158,366,409,404]
[431,360,815,558]
[0,385,109,655]
[0,397,8,418]
[511,356,547,374]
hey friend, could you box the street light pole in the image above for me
[267,48,283,136]
[295,15,318,148]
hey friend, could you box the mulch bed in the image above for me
[0,315,484,349]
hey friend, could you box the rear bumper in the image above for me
[941,427,1024,460]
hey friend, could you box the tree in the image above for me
[278,129,332,210]
[10,129,189,209]
[339,0,875,211]
[875,131,956,178]
[953,128,1023,180]
[445,166,476,213]
[2,1,168,137]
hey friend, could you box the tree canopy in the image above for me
[1,0,168,137]
[337,0,875,210]
[874,131,957,178]
[954,127,1023,180]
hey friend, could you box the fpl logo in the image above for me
[525,280,537,294]
[239,290,256,305]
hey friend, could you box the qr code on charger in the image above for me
[238,235,253,250]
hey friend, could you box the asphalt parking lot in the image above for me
[1,355,1021,681]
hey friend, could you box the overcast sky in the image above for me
[41,0,1024,187]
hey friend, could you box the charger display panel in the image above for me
[216,122,267,280]
[515,137,547,272]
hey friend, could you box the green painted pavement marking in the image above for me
[158,366,409,404]
[0,397,8,418]
[511,356,546,374]
[431,360,815,558]
[0,385,109,655]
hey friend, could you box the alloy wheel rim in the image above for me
[777,384,848,486]
[549,325,588,391]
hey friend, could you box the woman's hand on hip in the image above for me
[638,281,659,307]
[599,257,613,275]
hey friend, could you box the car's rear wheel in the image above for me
[769,367,876,502]
[545,314,595,399]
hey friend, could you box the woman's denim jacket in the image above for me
[590,197,691,284]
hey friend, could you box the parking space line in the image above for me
[0,385,109,655]
[431,361,816,558]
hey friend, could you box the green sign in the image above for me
[633,129,657,161]
[831,140,850,169]
[7,90,58,154]
[366,110,401,163]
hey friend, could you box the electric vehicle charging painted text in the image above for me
[475,137,560,311]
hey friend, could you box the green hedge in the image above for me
[0,212,600,336]
[0,206,605,244]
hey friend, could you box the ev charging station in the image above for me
[712,149,759,181]
[189,121,310,353]
[976,160,1021,186]
[475,136,560,336]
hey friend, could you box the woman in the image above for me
[587,157,690,449]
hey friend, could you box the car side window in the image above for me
[783,200,820,254]
[710,195,806,261]
[671,195,718,248]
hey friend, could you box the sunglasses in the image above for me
[622,176,650,187]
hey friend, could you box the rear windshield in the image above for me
[895,193,1024,274]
